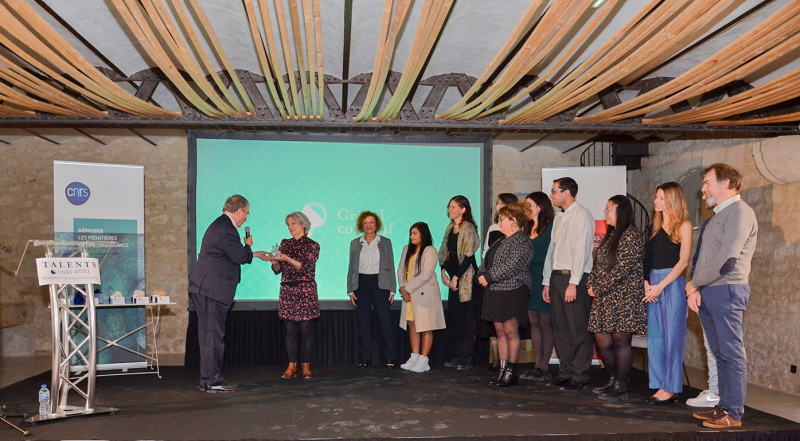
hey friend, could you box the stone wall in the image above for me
[492,142,582,199]
[628,138,800,394]
[0,136,189,360]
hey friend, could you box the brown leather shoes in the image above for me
[693,405,725,421]
[281,362,298,379]
[301,363,312,379]
[703,411,742,429]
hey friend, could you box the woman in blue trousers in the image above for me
[643,182,692,404]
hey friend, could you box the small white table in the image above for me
[69,302,175,378]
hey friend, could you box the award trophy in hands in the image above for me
[263,243,281,263]
[254,243,279,263]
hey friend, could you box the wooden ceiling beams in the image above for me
[1,0,800,134]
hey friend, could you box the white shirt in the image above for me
[482,223,501,259]
[713,194,741,214]
[358,235,381,275]
[543,202,595,286]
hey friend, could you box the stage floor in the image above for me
[1,365,798,441]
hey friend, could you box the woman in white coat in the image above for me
[398,222,447,373]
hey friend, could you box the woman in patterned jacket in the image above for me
[438,195,480,370]
[476,201,534,387]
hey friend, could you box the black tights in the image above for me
[285,320,314,363]
[528,310,554,371]
[594,332,633,382]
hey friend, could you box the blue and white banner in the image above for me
[54,161,145,297]
[54,161,146,370]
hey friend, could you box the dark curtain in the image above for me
[185,309,448,367]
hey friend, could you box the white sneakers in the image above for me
[400,353,420,370]
[686,390,720,408]
[400,353,430,372]
[400,354,431,373]
[410,356,430,373]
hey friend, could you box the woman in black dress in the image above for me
[476,201,534,387]
[587,195,646,400]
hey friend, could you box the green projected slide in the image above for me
[195,137,482,301]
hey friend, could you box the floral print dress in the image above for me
[587,226,647,334]
[276,235,321,321]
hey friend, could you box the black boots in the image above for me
[488,360,518,387]
[592,376,616,395]
[598,380,628,401]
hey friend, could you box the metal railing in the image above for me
[627,193,651,244]
[579,142,651,242]
[580,141,613,167]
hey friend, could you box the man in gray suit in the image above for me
[189,195,265,393]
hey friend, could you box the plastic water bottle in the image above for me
[38,384,50,418]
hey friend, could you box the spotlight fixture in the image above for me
[591,0,608,8]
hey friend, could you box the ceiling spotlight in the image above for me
[591,0,608,8]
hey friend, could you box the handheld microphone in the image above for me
[245,226,251,239]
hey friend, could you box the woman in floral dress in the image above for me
[587,195,646,401]
[269,211,320,380]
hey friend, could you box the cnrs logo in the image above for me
[302,202,327,237]
[65,182,90,206]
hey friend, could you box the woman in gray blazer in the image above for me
[347,211,397,369]
[398,222,446,373]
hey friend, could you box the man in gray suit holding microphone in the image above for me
[190,194,266,393]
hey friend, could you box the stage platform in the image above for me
[1,365,798,441]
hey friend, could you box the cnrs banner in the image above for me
[54,161,146,370]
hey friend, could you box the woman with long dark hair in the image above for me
[398,222,446,373]
[478,193,519,372]
[643,182,692,404]
[477,201,534,387]
[438,196,480,369]
[587,195,647,400]
[519,191,556,382]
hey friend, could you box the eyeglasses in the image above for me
[550,188,565,194]
[498,217,507,222]
[603,208,612,214]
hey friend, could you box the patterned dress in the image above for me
[587,226,647,334]
[277,235,321,321]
